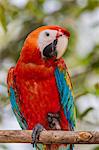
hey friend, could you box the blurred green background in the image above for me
[0,0,99,150]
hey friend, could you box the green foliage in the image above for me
[79,107,94,119]
[86,0,99,11]
[0,4,7,31]
[25,1,45,18]
[93,146,99,150]
[95,83,99,96]
[0,145,8,150]
[81,45,99,71]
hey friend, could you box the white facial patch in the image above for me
[56,34,68,59]
[38,29,68,59]
[38,29,57,57]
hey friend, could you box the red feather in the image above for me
[7,25,73,149]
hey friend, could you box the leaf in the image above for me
[25,1,35,14]
[93,146,99,150]
[79,107,94,119]
[25,1,45,19]
[0,5,7,31]
[74,104,80,119]
[95,83,99,96]
[0,145,8,150]
[37,0,45,5]
[87,0,99,10]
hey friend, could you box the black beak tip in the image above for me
[43,39,57,58]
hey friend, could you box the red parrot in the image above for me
[7,25,76,150]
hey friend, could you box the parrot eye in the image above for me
[45,32,50,37]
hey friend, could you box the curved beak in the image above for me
[43,39,58,58]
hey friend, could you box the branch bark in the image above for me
[0,130,99,144]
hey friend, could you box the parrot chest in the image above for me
[17,76,61,129]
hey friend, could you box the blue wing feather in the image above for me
[10,87,28,129]
[55,67,76,130]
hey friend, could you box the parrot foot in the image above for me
[32,123,45,149]
[47,112,61,130]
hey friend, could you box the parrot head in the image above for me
[20,25,70,64]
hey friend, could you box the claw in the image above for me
[47,112,61,130]
[32,123,45,148]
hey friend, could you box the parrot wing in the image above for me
[7,67,28,129]
[54,60,76,130]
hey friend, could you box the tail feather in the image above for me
[42,144,73,150]
[58,144,74,150]
[34,144,74,150]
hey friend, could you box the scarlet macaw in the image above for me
[7,25,76,150]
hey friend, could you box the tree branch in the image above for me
[0,130,99,144]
